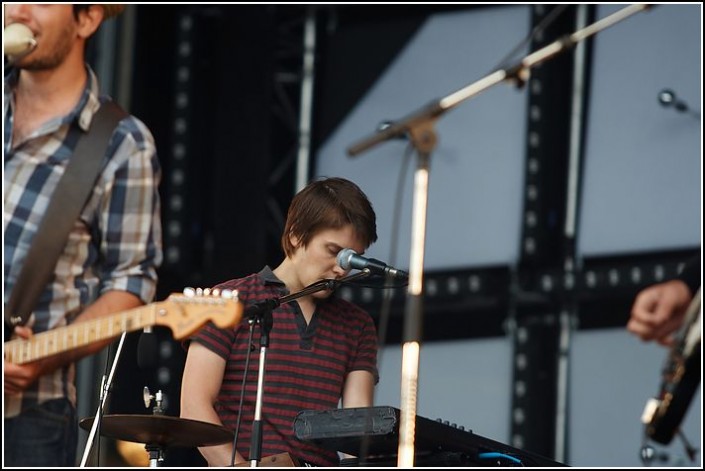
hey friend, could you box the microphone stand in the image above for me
[346,5,651,467]
[247,270,372,467]
[79,331,128,467]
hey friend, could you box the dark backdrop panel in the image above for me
[112,6,277,466]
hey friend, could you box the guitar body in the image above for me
[644,289,701,444]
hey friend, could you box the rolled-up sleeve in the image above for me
[97,117,163,304]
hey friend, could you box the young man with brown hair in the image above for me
[181,177,379,466]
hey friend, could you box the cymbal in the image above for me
[79,414,233,448]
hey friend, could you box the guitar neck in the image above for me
[5,305,158,364]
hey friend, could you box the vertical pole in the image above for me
[397,122,436,466]
[295,8,317,192]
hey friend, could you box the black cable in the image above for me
[493,4,570,72]
[229,320,257,467]
[376,140,414,363]
[351,140,415,464]
[675,429,698,463]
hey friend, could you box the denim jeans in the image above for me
[4,398,78,467]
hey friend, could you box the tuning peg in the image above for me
[183,287,196,297]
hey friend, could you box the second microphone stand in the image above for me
[246,270,372,467]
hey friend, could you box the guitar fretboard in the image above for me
[5,304,158,364]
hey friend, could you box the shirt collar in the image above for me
[4,64,102,133]
[73,65,102,132]
[258,266,286,287]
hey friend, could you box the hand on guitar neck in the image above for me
[642,288,701,447]
[627,279,694,346]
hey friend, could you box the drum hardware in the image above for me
[80,387,233,467]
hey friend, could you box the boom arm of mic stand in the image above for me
[246,271,373,320]
[275,271,374,306]
[346,3,651,158]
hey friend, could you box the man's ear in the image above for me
[76,5,104,39]
[289,232,301,250]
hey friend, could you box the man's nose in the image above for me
[5,4,33,24]
[333,263,347,277]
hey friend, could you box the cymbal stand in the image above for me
[245,271,371,467]
[145,443,165,468]
[143,387,166,467]
[80,332,128,467]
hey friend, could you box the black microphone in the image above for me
[336,248,408,280]
[136,328,158,370]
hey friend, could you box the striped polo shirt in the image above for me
[190,266,379,466]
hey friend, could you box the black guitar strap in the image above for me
[4,101,128,335]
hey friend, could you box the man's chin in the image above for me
[313,290,333,300]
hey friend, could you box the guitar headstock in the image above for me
[155,288,243,340]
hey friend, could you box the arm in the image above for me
[181,341,243,467]
[341,370,375,408]
[338,370,375,460]
[5,115,161,394]
[627,279,693,346]
[4,290,142,395]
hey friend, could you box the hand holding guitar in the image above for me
[627,279,693,346]
[640,287,701,450]
[4,325,46,395]
[4,290,243,395]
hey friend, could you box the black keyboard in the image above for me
[294,406,567,467]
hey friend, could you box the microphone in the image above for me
[4,23,37,60]
[136,328,158,370]
[336,248,408,280]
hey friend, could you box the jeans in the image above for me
[4,398,78,467]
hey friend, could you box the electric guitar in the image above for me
[4,290,243,365]
[642,288,701,444]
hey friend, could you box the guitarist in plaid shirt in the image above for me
[3,5,162,466]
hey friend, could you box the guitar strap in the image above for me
[4,100,128,334]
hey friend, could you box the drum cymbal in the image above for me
[79,414,233,448]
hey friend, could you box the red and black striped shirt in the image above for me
[189,267,379,466]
